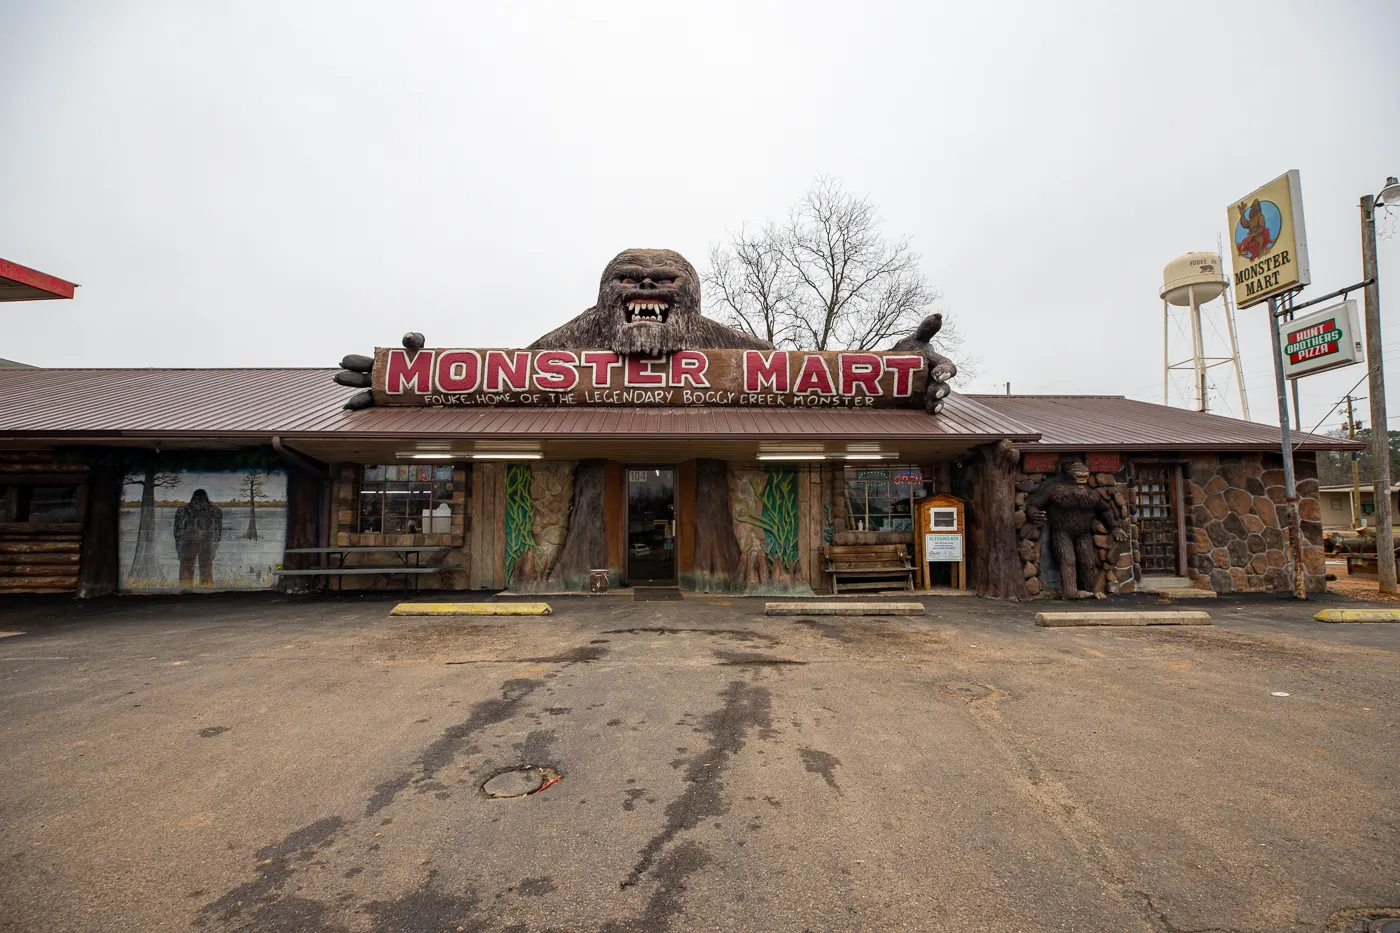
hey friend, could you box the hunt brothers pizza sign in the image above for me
[372,348,930,408]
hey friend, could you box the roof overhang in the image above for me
[0,258,77,302]
[1011,440,1365,453]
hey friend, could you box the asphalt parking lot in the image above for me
[1,591,1398,933]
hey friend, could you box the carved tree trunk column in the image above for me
[550,459,607,590]
[975,440,1028,600]
[78,464,121,598]
[693,459,741,591]
[280,465,325,595]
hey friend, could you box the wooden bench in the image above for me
[275,546,452,594]
[822,544,914,594]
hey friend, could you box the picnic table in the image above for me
[275,546,452,594]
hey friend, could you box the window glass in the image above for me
[0,485,79,523]
[844,466,933,532]
[358,464,456,534]
[28,487,79,522]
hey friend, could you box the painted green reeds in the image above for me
[504,463,536,580]
[737,465,800,571]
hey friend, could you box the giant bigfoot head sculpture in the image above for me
[591,248,704,356]
[528,248,768,356]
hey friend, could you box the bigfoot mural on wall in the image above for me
[332,247,962,593]
[119,467,288,592]
[1025,461,1124,600]
[174,489,223,586]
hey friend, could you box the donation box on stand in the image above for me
[915,493,967,591]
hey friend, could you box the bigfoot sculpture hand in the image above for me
[1025,461,1118,600]
[335,332,425,412]
[887,313,958,415]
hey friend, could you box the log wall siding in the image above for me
[0,452,89,594]
[469,462,507,590]
[798,464,825,591]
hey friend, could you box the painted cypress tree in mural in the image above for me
[122,466,181,580]
[241,469,266,541]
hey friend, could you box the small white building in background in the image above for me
[1318,483,1400,530]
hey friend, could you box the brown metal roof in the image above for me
[0,367,1038,444]
[1,371,1356,456]
[969,394,1362,452]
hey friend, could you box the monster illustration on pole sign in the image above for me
[1024,461,1125,599]
[333,248,959,593]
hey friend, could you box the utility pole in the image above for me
[1361,193,1396,593]
[1344,394,1363,529]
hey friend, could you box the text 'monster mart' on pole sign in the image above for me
[1281,299,1364,380]
[1226,169,1311,308]
[371,348,932,408]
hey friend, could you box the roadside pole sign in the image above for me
[1281,300,1365,380]
[1227,170,1311,308]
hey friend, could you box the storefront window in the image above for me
[844,466,933,532]
[358,464,456,534]
[0,485,80,523]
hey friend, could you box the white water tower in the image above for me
[1161,251,1249,416]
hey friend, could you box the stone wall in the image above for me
[1185,452,1325,593]
[1010,451,1326,597]
[1014,459,1133,597]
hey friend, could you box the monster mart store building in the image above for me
[0,358,1358,601]
[0,248,1360,600]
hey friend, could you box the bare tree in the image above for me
[705,176,967,369]
[704,224,799,348]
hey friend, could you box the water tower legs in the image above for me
[1223,286,1250,419]
[1189,285,1209,412]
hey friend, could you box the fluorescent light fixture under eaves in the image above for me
[394,451,543,460]
[842,453,897,460]
[756,453,827,461]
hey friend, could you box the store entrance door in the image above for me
[626,467,676,584]
[1135,464,1181,575]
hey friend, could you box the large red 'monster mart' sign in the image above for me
[371,348,929,408]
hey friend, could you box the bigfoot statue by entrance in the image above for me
[333,247,958,413]
[1025,461,1121,600]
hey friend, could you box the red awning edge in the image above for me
[0,258,78,301]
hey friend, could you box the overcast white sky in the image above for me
[4,1,1399,435]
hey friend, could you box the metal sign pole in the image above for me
[1268,295,1307,599]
